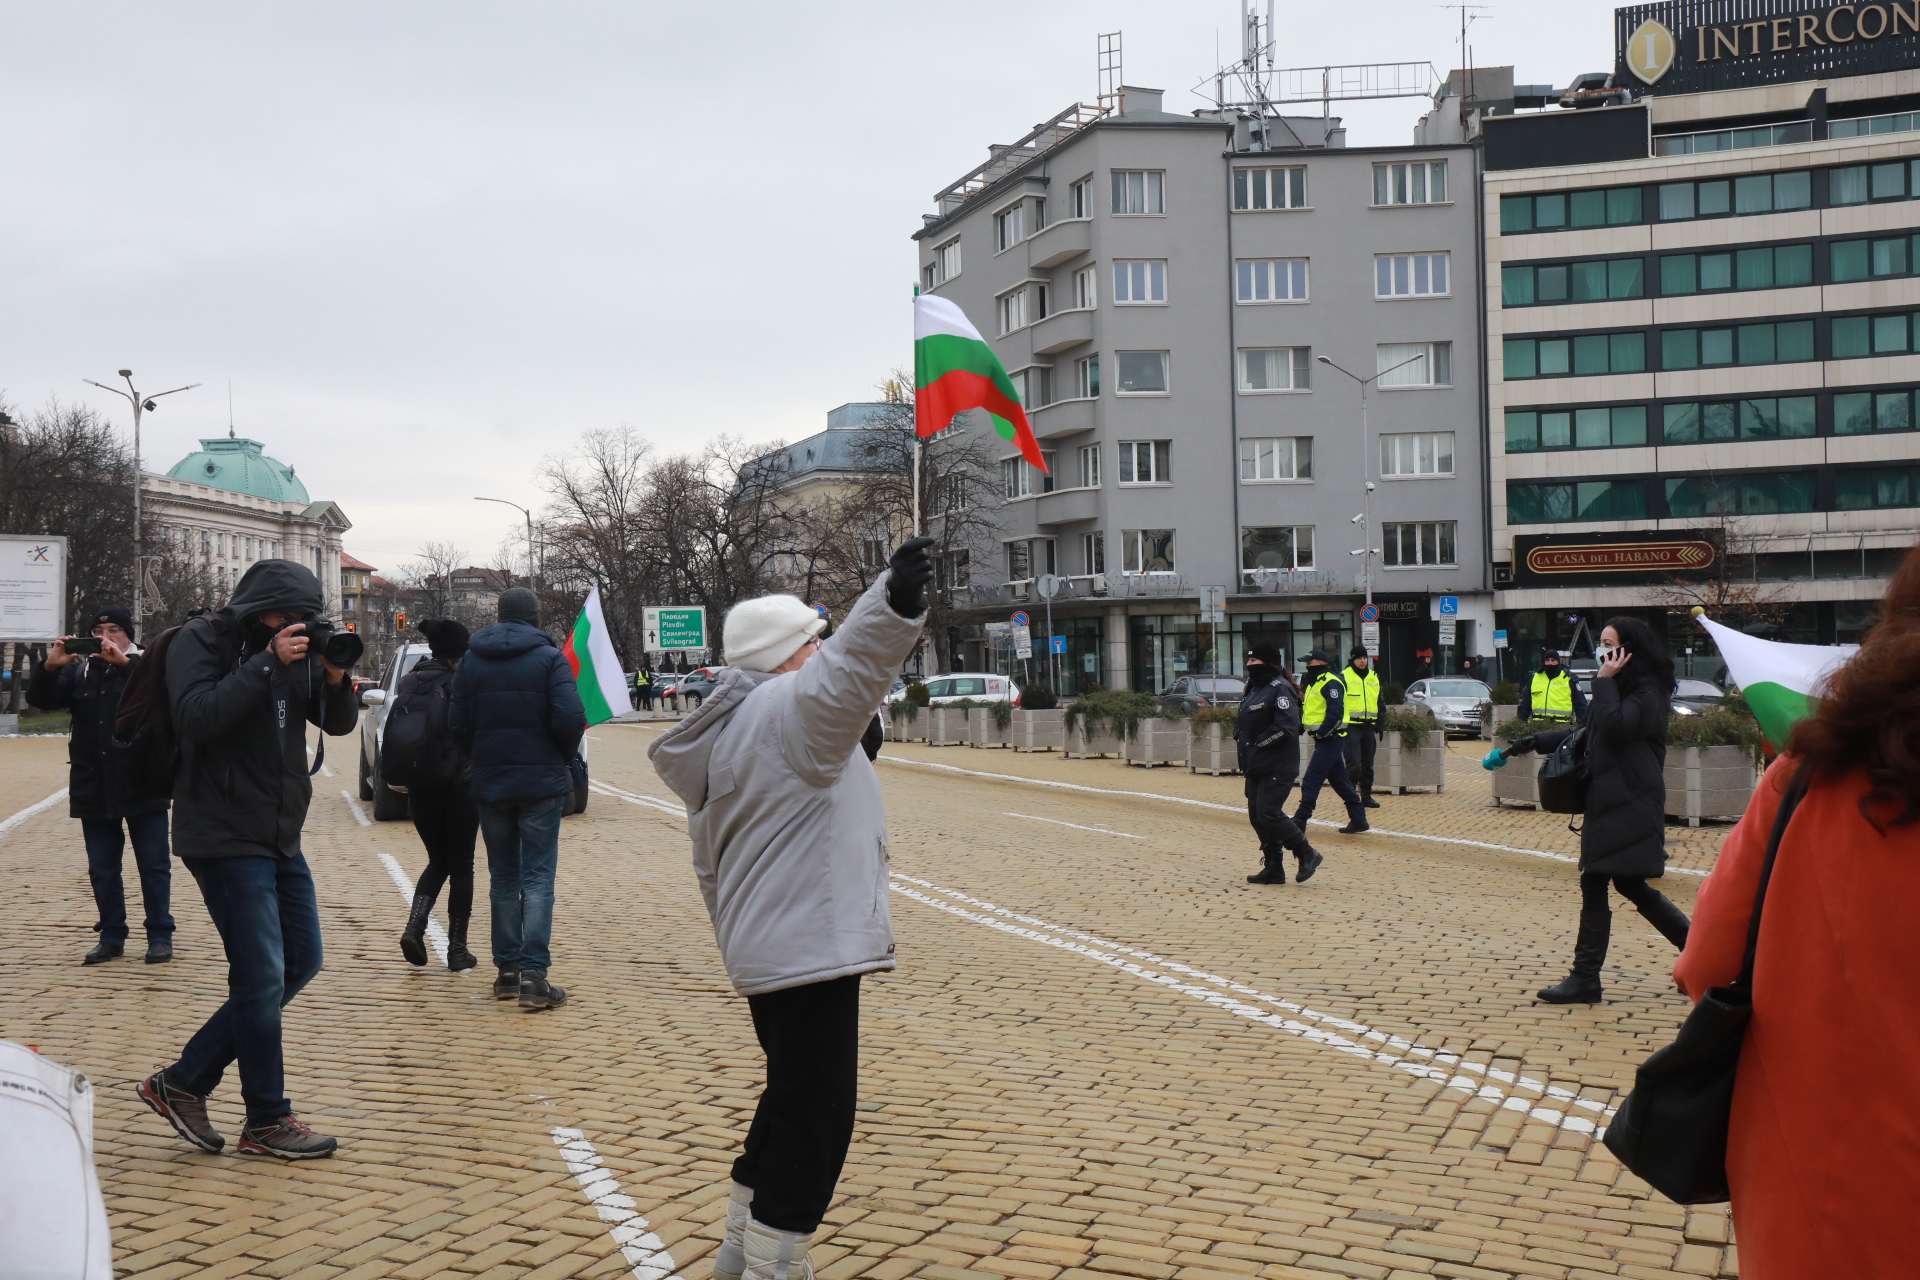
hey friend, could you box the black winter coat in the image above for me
[1235,673,1302,780]
[28,654,169,820]
[1535,675,1669,877]
[168,560,360,860]
[391,657,472,794]
[448,621,586,803]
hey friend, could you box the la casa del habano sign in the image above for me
[1617,1,1920,90]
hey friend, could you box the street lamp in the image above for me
[474,496,537,589]
[1315,352,1426,616]
[83,370,201,634]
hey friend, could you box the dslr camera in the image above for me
[297,614,365,668]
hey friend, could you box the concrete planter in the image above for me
[1665,744,1760,826]
[1378,729,1446,793]
[1492,753,1545,808]
[968,709,1013,748]
[1188,723,1239,776]
[886,708,926,742]
[1123,718,1189,768]
[1491,705,1520,737]
[1065,720,1125,759]
[0,713,16,736]
[1012,708,1064,752]
[928,707,968,746]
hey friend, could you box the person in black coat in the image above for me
[1234,644,1322,885]
[1491,616,1690,1004]
[29,604,174,966]
[393,619,479,973]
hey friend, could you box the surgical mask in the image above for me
[1594,645,1621,665]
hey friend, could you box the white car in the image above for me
[885,673,1020,706]
[1405,677,1492,736]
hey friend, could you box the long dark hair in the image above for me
[1790,543,1920,830]
[1602,615,1674,695]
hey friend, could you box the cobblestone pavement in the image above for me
[0,727,1744,1280]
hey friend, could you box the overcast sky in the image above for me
[1,1,1629,573]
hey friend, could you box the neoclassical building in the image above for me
[143,432,351,614]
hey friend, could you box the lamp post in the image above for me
[475,496,537,590]
[83,370,201,635]
[1314,352,1427,616]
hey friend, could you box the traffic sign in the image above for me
[1035,574,1062,599]
[1359,622,1380,655]
[1493,629,1509,649]
[1438,619,1457,645]
[1050,635,1067,654]
[1438,596,1459,616]
[1013,624,1033,659]
[1011,611,1030,628]
[644,606,707,651]
[1359,602,1380,623]
[1199,583,1227,624]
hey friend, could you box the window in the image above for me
[1655,170,1811,220]
[997,288,1030,334]
[1070,176,1093,219]
[1654,121,1812,156]
[1113,260,1167,303]
[1378,341,1452,387]
[1836,465,1920,510]
[861,539,887,571]
[1506,479,1649,523]
[1236,258,1308,302]
[1235,166,1307,210]
[1237,347,1311,391]
[1381,521,1457,566]
[1115,351,1169,394]
[1082,530,1106,574]
[933,237,961,282]
[1120,529,1175,573]
[936,549,970,592]
[1006,538,1055,581]
[922,263,935,290]
[1241,526,1314,571]
[1073,264,1097,309]
[1503,332,1646,379]
[1500,185,1642,233]
[1111,170,1165,214]
[1118,440,1172,484]
[1505,405,1649,452]
[1832,310,1920,358]
[1380,432,1454,477]
[1373,161,1448,205]
[1836,388,1920,435]
[1661,320,1814,369]
[994,204,1024,251]
[1239,437,1311,481]
[1075,354,1100,398]
[1502,257,1644,305]
[1077,444,1100,488]
[1375,252,1449,298]
[1012,365,1052,409]
[1828,160,1920,205]
[1665,472,1816,517]
[1659,244,1813,295]
[1831,234,1920,282]
[1663,397,1816,443]
[1001,455,1056,499]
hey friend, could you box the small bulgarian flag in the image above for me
[562,585,633,726]
[914,294,1047,471]
[1697,614,1855,753]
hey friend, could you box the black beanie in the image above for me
[91,604,135,642]
[419,618,470,661]
[1247,642,1283,666]
[498,587,539,625]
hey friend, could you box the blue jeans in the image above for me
[478,796,564,974]
[1293,735,1365,826]
[171,853,324,1122]
[82,811,174,943]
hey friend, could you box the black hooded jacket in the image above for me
[1234,667,1302,780]
[28,652,169,821]
[1531,670,1669,878]
[166,560,359,859]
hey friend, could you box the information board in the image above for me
[0,535,67,643]
[643,606,707,652]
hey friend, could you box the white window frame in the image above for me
[1075,354,1100,398]
[1111,169,1165,215]
[1234,165,1307,211]
[1112,260,1167,304]
[1238,437,1312,483]
[1073,264,1097,310]
[1070,175,1094,219]
[1082,530,1106,575]
[996,287,1030,335]
[1006,536,1055,582]
[1379,432,1455,478]
[1375,252,1450,298]
[1118,440,1172,485]
[1237,347,1311,392]
[1120,528,1176,574]
[1077,444,1100,489]
[1000,453,1056,500]
[1241,525,1315,573]
[1372,160,1449,206]
[1381,520,1458,568]
[1114,351,1169,396]
[1376,341,1451,389]
[1012,365,1052,410]
[1236,258,1309,303]
[934,237,961,283]
[994,203,1025,252]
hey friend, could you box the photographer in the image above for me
[29,605,175,966]
[135,560,358,1161]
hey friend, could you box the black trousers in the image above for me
[733,973,862,1233]
[1295,736,1364,824]
[408,787,478,920]
[1243,773,1307,858]
[1579,872,1691,949]
[1343,723,1378,794]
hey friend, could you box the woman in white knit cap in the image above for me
[650,537,933,1280]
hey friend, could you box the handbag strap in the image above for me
[1732,759,1814,991]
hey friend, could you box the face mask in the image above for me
[1595,646,1620,665]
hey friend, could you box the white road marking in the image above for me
[891,872,1613,1135]
[879,755,1706,877]
[339,789,459,973]
[1003,811,1142,839]
[341,791,372,826]
[318,762,334,778]
[589,780,687,819]
[0,788,69,840]
[550,1128,683,1280]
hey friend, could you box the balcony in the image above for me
[1028,217,1091,268]
[1030,397,1094,439]
[1033,486,1099,526]
[1030,307,1093,355]
[1239,567,1349,595]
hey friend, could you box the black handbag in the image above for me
[1535,727,1591,815]
[1601,761,1811,1204]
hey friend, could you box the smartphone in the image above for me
[65,637,102,656]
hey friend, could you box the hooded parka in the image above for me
[1535,673,1669,877]
[29,651,169,821]
[447,620,586,803]
[167,560,360,860]
[648,575,923,996]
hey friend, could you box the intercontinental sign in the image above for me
[1615,0,1920,93]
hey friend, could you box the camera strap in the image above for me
[268,662,327,778]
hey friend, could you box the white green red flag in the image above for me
[1697,614,1855,753]
[562,586,633,726]
[914,294,1048,471]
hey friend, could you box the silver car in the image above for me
[1405,677,1492,736]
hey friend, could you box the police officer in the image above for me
[1519,651,1588,725]
[1234,644,1321,885]
[1341,645,1383,810]
[1291,650,1369,835]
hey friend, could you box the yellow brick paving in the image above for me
[0,726,1747,1280]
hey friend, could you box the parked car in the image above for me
[350,675,379,698]
[1669,678,1728,716]
[887,673,1018,706]
[669,668,720,707]
[1158,676,1245,716]
[1405,677,1492,736]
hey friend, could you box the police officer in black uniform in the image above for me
[1291,649,1370,835]
[1234,644,1322,885]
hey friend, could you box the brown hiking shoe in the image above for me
[237,1114,338,1160]
[136,1069,224,1153]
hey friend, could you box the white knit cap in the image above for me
[724,594,826,672]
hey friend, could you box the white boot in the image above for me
[711,1183,754,1280]
[741,1216,815,1280]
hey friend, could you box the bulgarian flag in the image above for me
[562,586,633,726]
[1697,614,1855,753]
[914,294,1047,471]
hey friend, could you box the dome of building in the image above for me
[165,434,310,504]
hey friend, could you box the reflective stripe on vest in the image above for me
[1531,670,1574,722]
[1302,672,1349,729]
[1342,667,1380,721]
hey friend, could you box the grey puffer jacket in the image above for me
[648,576,924,996]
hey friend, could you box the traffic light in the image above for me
[396,611,408,631]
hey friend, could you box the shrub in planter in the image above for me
[1668,703,1764,763]
[1017,683,1058,710]
[1494,717,1572,743]
[1378,704,1441,748]
[1188,704,1238,737]
[1380,680,1406,708]
[1064,689,1163,741]
[1489,680,1519,706]
[886,700,920,729]
[903,681,930,708]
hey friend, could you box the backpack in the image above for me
[380,669,464,792]
[114,616,238,800]
[1536,726,1592,817]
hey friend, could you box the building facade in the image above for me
[913,87,1491,693]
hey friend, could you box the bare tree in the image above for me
[1645,508,1795,632]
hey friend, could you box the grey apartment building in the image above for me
[1484,0,1920,674]
[912,87,1489,693]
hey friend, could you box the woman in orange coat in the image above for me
[1674,547,1920,1278]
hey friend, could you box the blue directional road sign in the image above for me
[1438,596,1459,616]
[1050,635,1067,654]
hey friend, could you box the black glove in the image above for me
[1506,734,1537,756]
[886,536,936,618]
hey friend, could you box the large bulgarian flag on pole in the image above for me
[562,585,633,726]
[1697,613,1855,753]
[914,294,1048,471]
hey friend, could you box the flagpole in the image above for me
[912,436,922,537]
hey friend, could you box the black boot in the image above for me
[1293,843,1324,883]
[444,909,477,972]
[1246,851,1286,885]
[1537,907,1610,1003]
[1361,785,1381,809]
[399,894,433,967]
[1635,890,1691,950]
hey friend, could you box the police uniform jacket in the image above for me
[1302,670,1349,739]
[1234,674,1301,780]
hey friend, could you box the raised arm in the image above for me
[169,620,275,745]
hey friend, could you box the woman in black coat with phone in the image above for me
[1489,616,1691,1003]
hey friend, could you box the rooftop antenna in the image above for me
[1097,31,1123,115]
[1437,6,1492,127]
[227,379,235,438]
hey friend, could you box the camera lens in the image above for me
[324,632,365,668]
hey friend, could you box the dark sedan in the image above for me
[1158,676,1245,716]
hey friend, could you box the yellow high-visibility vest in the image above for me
[1303,672,1349,730]
[1531,670,1575,722]
[1341,666,1380,721]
